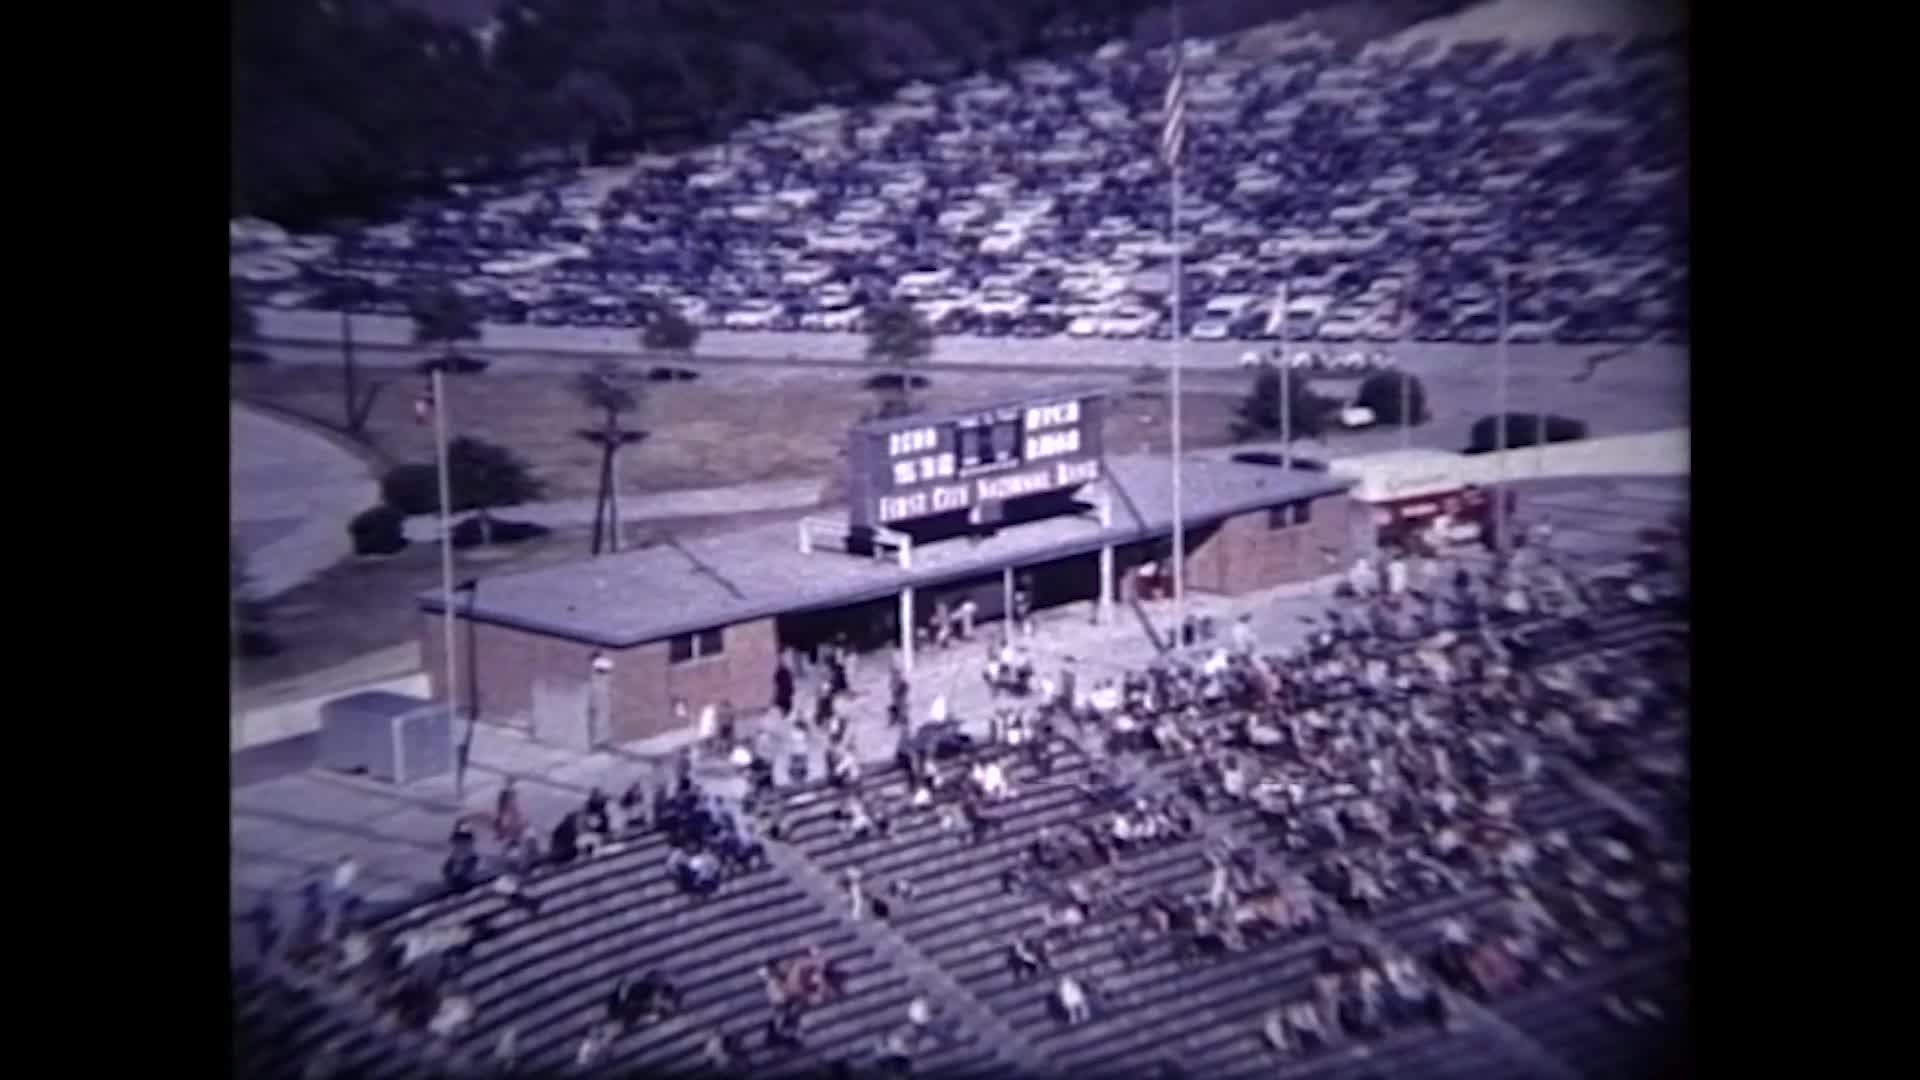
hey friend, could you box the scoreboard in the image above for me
[847,389,1107,530]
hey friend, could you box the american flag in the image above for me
[1160,55,1187,169]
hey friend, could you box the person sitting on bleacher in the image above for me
[969,758,1011,801]
[1055,974,1092,1025]
[549,812,581,865]
[490,869,540,916]
[828,744,861,788]
[703,1028,743,1072]
[443,826,483,892]
[839,796,877,841]
[575,1020,617,1067]
[427,990,474,1040]
[493,779,527,847]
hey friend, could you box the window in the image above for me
[669,627,726,664]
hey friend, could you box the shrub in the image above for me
[1465,413,1589,453]
[381,464,442,516]
[1232,364,1337,441]
[380,437,543,515]
[450,515,551,549]
[1353,371,1429,427]
[349,504,408,556]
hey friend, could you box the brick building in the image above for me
[419,454,1355,749]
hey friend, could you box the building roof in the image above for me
[420,453,1351,648]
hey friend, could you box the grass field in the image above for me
[230,364,1249,503]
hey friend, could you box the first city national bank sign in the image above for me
[874,457,1102,525]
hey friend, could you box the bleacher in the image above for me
[238,569,1687,1080]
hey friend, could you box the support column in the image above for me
[1098,489,1115,626]
[1003,565,1016,633]
[899,586,915,675]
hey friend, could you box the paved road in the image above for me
[231,403,381,600]
[248,306,1687,377]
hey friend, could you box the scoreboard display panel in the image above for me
[847,390,1107,529]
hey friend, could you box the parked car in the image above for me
[1464,413,1590,453]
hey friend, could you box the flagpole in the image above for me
[1278,276,1291,468]
[1401,266,1418,448]
[433,369,464,799]
[1167,0,1187,650]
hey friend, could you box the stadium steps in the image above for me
[1053,729,1583,1080]
[761,807,1050,1078]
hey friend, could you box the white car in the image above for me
[1191,319,1232,341]
[723,301,781,330]
[781,263,835,287]
[1067,315,1103,337]
[980,227,1026,256]
[1319,319,1361,342]
[818,305,865,332]
[1338,405,1377,429]
[974,290,1030,318]
[1101,309,1156,338]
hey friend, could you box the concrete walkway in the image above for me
[401,477,821,542]
[231,403,381,600]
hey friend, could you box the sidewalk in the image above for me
[231,403,380,599]
[401,478,821,541]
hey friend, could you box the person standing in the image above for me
[774,660,795,719]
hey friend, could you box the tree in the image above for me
[381,436,541,517]
[573,361,647,555]
[1233,363,1337,442]
[548,69,632,166]
[640,301,701,358]
[410,280,483,360]
[1354,371,1429,428]
[320,275,385,433]
[864,300,935,418]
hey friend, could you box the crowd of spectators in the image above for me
[238,521,1686,1076]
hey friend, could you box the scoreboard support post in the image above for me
[899,586,915,675]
